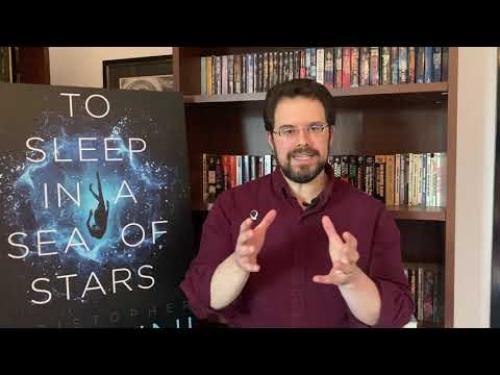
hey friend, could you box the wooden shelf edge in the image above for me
[388,206,446,221]
[184,82,448,104]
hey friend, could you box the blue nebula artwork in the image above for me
[0,84,195,327]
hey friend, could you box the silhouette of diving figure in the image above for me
[87,171,109,239]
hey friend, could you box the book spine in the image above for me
[200,56,207,95]
[369,47,379,86]
[390,47,399,85]
[399,47,408,84]
[360,47,370,87]
[381,47,391,85]
[350,47,359,88]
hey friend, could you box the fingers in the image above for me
[321,216,344,249]
[240,259,260,272]
[235,254,260,272]
[236,244,256,256]
[342,231,358,249]
[312,270,351,285]
[333,261,355,275]
[342,232,360,263]
[239,217,254,234]
[237,229,254,247]
[312,275,332,284]
[256,209,277,232]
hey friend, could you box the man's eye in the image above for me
[281,128,296,135]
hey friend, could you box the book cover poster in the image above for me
[0,83,195,327]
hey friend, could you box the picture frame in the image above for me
[102,55,174,91]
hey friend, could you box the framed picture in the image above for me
[103,55,174,91]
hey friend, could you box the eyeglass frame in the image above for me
[271,122,332,138]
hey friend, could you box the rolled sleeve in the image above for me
[180,192,242,322]
[349,207,414,328]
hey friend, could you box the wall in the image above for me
[454,47,497,327]
[49,47,172,88]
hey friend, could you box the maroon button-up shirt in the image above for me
[181,165,414,328]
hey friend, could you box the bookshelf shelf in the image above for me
[184,82,448,104]
[388,206,446,221]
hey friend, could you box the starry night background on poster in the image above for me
[0,83,196,327]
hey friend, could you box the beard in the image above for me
[277,145,327,184]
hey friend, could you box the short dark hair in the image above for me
[263,78,335,132]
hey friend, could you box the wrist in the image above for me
[231,253,250,274]
[340,265,363,289]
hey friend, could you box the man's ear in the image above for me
[267,131,275,154]
[328,125,334,147]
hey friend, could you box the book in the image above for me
[416,47,425,84]
[334,47,343,88]
[342,48,351,88]
[424,47,433,83]
[399,47,408,84]
[200,57,207,95]
[432,47,442,82]
[324,48,334,90]
[221,55,228,95]
[350,47,359,88]
[316,48,325,84]
[381,47,391,85]
[369,47,379,86]
[408,47,416,83]
[442,47,449,81]
[390,47,399,85]
[360,47,370,87]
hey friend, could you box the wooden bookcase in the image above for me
[0,47,50,84]
[173,47,457,328]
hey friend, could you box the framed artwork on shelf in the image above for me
[103,55,174,91]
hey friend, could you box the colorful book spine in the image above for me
[416,47,425,84]
[350,47,359,88]
[408,47,416,83]
[424,47,433,83]
[342,48,351,88]
[390,47,399,85]
[334,47,343,88]
[360,47,370,87]
[369,47,379,86]
[200,56,207,95]
[432,47,442,82]
[381,47,391,85]
[399,47,408,84]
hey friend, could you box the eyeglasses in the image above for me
[272,122,330,139]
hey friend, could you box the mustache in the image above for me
[288,147,320,158]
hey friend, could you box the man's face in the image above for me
[268,96,332,184]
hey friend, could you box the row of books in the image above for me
[0,47,13,82]
[200,47,449,96]
[329,153,447,207]
[203,154,277,207]
[404,264,443,323]
[203,152,446,208]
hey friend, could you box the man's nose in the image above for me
[296,127,312,145]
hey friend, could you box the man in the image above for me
[181,78,413,328]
